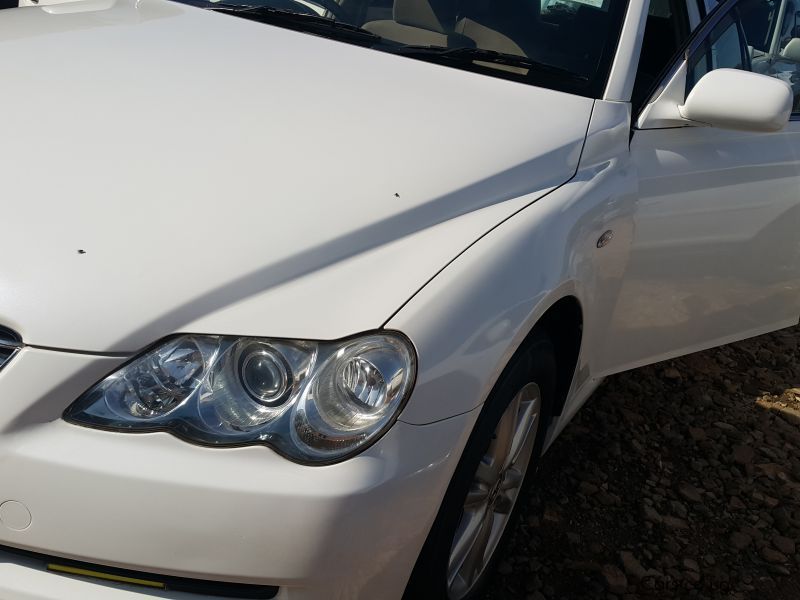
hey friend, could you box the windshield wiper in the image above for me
[383,45,587,81]
[207,5,381,45]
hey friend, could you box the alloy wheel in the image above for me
[446,382,542,599]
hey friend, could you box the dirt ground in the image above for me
[484,326,800,600]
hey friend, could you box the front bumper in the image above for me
[0,546,221,600]
[0,347,478,600]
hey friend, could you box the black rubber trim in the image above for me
[0,544,279,599]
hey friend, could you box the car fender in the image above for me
[389,100,637,428]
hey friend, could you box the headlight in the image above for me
[64,332,416,464]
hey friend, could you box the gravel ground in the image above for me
[485,325,800,600]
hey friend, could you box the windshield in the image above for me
[175,0,629,97]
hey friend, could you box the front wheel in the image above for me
[404,331,556,600]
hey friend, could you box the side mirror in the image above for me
[679,69,792,133]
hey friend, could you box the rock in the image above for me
[743,382,763,395]
[601,565,628,594]
[772,536,796,555]
[760,546,788,564]
[663,367,682,380]
[756,463,787,480]
[568,559,602,572]
[714,421,738,433]
[666,568,682,581]
[741,525,763,541]
[729,496,747,511]
[619,551,648,580]
[542,505,560,523]
[678,483,703,504]
[620,408,645,425]
[683,558,699,572]
[733,445,755,465]
[730,531,752,550]
[579,481,598,495]
[598,491,621,507]
[662,516,689,530]
[670,500,688,519]
[698,393,714,407]
[684,570,701,583]
[688,427,707,442]
[661,554,678,569]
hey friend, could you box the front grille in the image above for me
[0,326,21,372]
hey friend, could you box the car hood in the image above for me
[0,0,593,353]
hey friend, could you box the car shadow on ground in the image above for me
[485,326,800,600]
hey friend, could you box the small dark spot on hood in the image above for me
[77,249,86,255]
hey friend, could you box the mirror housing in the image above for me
[679,69,792,133]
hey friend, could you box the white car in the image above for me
[1,0,798,598]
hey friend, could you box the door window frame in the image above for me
[685,6,751,92]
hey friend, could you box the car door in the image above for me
[596,0,800,374]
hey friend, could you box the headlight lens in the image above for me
[64,332,416,463]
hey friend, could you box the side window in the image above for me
[687,11,749,89]
[774,1,799,54]
[632,0,692,110]
[687,0,800,112]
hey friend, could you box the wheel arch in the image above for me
[487,293,584,424]
[533,295,583,417]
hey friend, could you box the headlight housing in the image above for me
[64,332,416,464]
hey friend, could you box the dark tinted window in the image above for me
[633,0,692,109]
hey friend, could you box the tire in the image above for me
[403,330,556,600]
